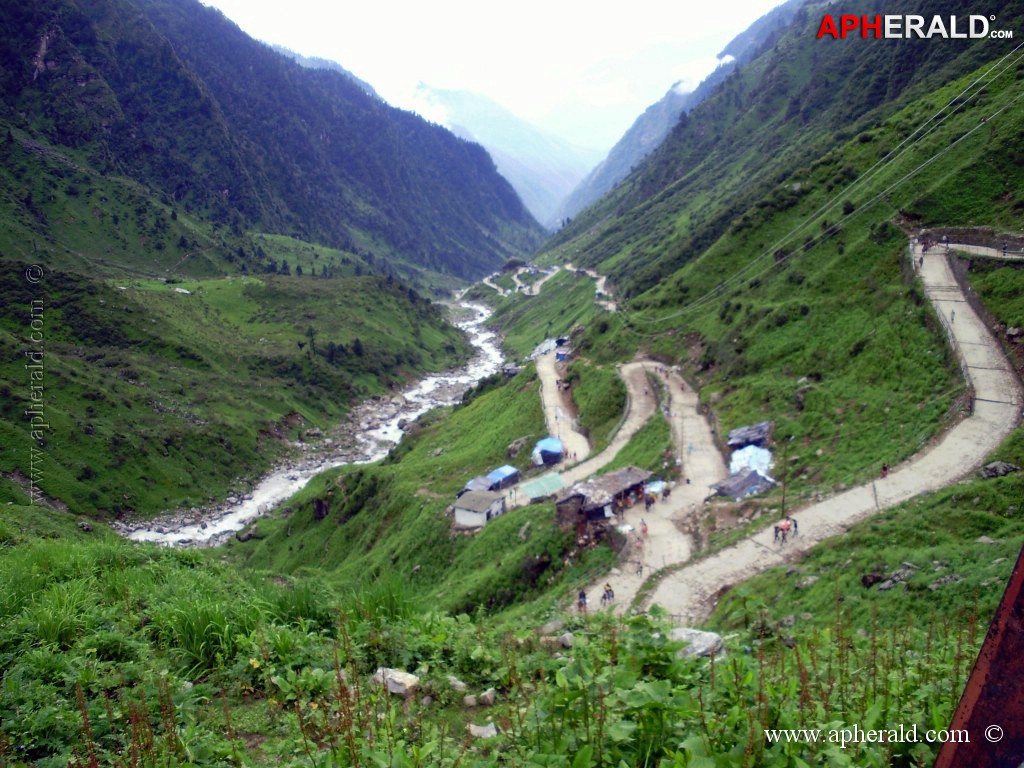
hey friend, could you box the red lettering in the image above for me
[861,14,882,38]
[817,15,840,39]
[840,15,860,37]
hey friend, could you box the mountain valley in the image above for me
[1,0,1023,764]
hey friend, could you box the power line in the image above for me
[620,44,1024,335]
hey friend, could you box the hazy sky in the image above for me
[200,0,785,151]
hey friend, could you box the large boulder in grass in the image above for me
[447,675,468,693]
[507,436,531,459]
[537,619,565,636]
[372,668,419,699]
[671,628,725,659]
[468,722,499,739]
[981,461,1019,479]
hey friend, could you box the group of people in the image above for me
[773,515,798,545]
[578,583,616,613]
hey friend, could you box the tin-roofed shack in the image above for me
[710,468,775,501]
[555,467,652,530]
[727,421,773,450]
[457,476,492,497]
[457,465,522,498]
[452,490,506,530]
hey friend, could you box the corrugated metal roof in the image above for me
[520,474,564,499]
[727,420,773,449]
[557,467,652,507]
[711,468,774,499]
[454,490,504,514]
[461,476,491,493]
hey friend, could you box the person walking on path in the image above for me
[601,584,615,607]
[577,589,588,614]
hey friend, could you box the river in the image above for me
[119,302,503,547]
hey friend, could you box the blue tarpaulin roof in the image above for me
[487,465,520,483]
[535,437,564,453]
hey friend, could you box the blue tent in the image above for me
[531,437,564,466]
[486,465,521,490]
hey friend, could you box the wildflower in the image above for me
[249,657,261,669]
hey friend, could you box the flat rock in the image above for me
[538,619,565,636]
[670,627,724,658]
[980,461,1019,479]
[468,722,498,739]
[447,675,467,693]
[372,667,419,699]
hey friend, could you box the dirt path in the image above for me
[481,276,509,297]
[564,263,618,312]
[536,351,591,463]
[523,268,560,296]
[511,360,662,510]
[641,241,1022,624]
[585,365,728,613]
[559,362,658,486]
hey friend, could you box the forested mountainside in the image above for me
[3,0,1024,764]
[542,0,1024,298]
[0,0,548,518]
[555,0,803,223]
[0,0,543,282]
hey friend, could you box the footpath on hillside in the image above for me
[483,262,616,308]
[641,241,1023,624]
[535,351,591,463]
[510,359,663,509]
[494,239,1020,622]
[582,365,727,613]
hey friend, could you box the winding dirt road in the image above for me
[584,365,727,611]
[510,240,1020,621]
[535,351,591,463]
[642,241,1022,623]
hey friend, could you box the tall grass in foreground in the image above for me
[39,605,979,767]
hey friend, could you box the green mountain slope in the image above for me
[543,0,1024,299]
[0,0,543,282]
[3,2,1024,765]
[0,262,470,517]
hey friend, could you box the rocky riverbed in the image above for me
[116,302,503,547]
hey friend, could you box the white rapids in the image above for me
[120,302,503,547]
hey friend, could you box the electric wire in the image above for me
[618,42,1024,335]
